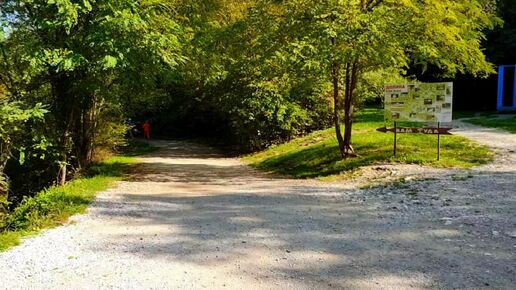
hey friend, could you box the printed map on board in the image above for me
[384,82,453,123]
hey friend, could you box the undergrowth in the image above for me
[0,141,157,252]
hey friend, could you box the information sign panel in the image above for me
[384,82,453,123]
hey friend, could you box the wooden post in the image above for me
[437,122,441,161]
[394,121,397,157]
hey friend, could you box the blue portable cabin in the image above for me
[497,65,516,111]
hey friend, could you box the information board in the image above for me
[384,82,453,123]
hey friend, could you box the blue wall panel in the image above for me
[497,65,516,110]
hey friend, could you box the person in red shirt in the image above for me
[142,121,151,139]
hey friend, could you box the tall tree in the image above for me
[0,0,183,184]
[263,0,498,157]
[159,0,332,150]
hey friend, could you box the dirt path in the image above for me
[0,125,515,289]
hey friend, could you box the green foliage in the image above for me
[92,104,131,154]
[357,68,409,105]
[242,0,499,156]
[220,77,330,149]
[0,174,118,250]
[0,141,152,252]
[153,0,498,153]
[0,101,47,161]
[0,231,20,252]
[151,0,334,150]
[0,175,8,224]
[244,109,493,179]
[0,0,183,199]
[267,0,498,76]
[0,100,47,210]
[4,176,112,231]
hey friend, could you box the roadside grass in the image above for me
[465,116,516,133]
[243,108,493,180]
[453,111,496,120]
[0,141,157,252]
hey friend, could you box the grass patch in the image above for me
[453,111,496,120]
[465,116,516,133]
[0,231,22,252]
[0,141,157,252]
[244,108,493,180]
[120,139,159,156]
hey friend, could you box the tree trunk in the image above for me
[78,105,94,168]
[342,61,359,157]
[332,61,346,158]
[58,110,74,186]
[331,38,346,158]
[57,128,69,186]
[58,162,67,186]
[0,142,10,175]
[51,73,74,186]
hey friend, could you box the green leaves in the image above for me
[275,0,498,77]
[0,102,47,130]
[0,0,185,165]
[101,55,118,69]
[0,101,48,170]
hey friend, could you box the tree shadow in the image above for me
[84,148,515,289]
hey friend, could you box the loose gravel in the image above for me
[0,122,514,289]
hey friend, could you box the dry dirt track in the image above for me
[0,124,515,290]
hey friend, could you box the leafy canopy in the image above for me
[267,0,498,77]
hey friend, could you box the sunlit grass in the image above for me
[244,109,493,179]
[0,141,157,252]
[465,116,516,133]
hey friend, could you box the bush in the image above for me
[0,175,9,227]
[0,141,152,239]
[0,175,117,251]
[4,179,98,231]
[92,103,131,160]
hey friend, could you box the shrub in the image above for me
[0,175,8,228]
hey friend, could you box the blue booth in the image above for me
[497,65,516,111]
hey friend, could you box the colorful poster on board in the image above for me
[384,82,453,123]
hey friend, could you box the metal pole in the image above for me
[394,121,397,157]
[437,122,441,161]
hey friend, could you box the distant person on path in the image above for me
[143,121,151,139]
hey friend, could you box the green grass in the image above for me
[453,111,496,120]
[465,116,516,133]
[244,108,493,180]
[0,231,21,251]
[0,141,157,252]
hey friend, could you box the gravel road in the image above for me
[0,123,515,289]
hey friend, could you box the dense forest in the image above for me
[0,0,513,214]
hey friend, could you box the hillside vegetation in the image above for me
[244,109,493,179]
[0,142,156,252]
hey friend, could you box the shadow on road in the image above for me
[86,140,516,289]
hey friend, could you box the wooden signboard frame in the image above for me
[380,82,454,160]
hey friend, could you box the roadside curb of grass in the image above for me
[0,141,158,252]
[462,116,516,134]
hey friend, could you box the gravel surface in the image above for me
[0,122,515,289]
